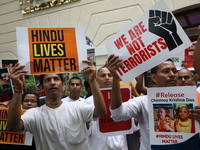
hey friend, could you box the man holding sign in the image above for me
[107,54,178,149]
[85,65,129,150]
[7,58,106,150]
[108,54,200,149]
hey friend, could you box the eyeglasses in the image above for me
[178,76,190,80]
[23,99,38,103]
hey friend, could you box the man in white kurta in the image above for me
[21,101,93,150]
[85,66,129,150]
[8,59,106,150]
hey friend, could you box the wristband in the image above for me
[14,86,23,90]
[14,88,23,93]
[14,89,23,93]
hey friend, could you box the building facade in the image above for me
[0,0,199,68]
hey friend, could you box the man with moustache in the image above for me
[107,54,178,150]
[62,76,84,102]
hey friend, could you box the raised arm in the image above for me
[135,73,147,95]
[82,57,106,117]
[8,63,27,131]
[107,54,123,110]
[193,34,200,75]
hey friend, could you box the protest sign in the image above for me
[0,108,33,145]
[16,27,87,75]
[185,43,196,70]
[1,59,18,73]
[148,86,200,150]
[97,87,132,137]
[0,68,13,102]
[106,0,192,83]
[170,42,196,70]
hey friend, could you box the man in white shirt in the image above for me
[85,65,129,150]
[62,76,84,102]
[7,58,106,150]
[107,54,178,150]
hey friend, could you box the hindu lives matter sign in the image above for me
[16,27,87,75]
[0,108,32,145]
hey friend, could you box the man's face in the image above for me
[151,61,177,87]
[97,67,113,88]
[157,108,166,120]
[177,69,195,86]
[68,79,82,97]
[191,70,200,82]
[41,74,64,99]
